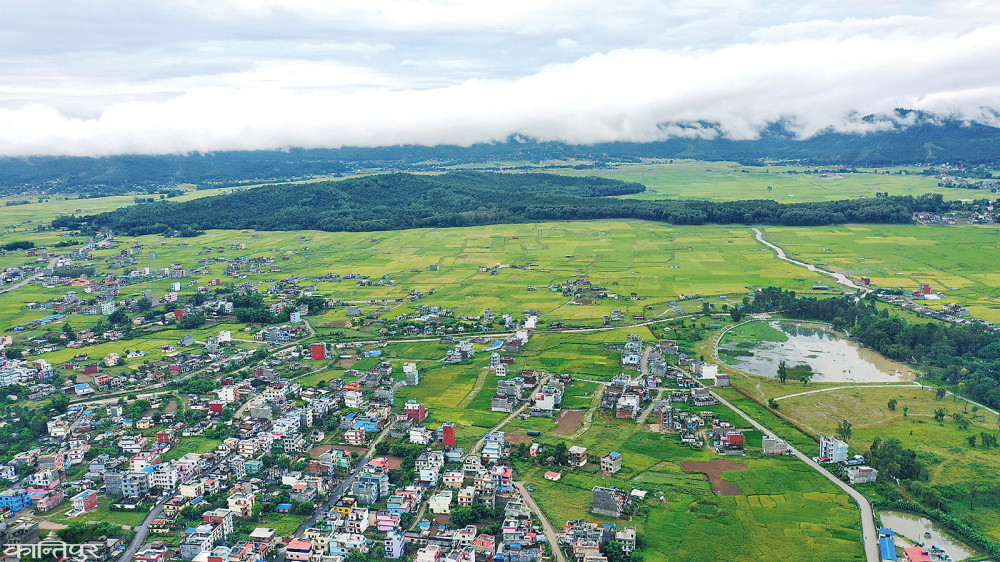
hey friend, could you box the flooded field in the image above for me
[880,510,976,561]
[721,320,915,383]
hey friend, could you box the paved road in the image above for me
[514,482,567,562]
[116,500,166,562]
[705,384,879,562]
[275,454,373,562]
[0,256,60,295]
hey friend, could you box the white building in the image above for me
[819,436,849,463]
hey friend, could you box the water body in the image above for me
[880,510,976,560]
[724,321,915,383]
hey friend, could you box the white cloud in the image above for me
[0,1,999,155]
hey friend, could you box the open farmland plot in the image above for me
[762,224,1000,322]
[544,160,959,203]
[521,410,865,561]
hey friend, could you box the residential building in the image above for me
[819,436,849,463]
[429,490,453,514]
[591,487,629,518]
[600,452,622,474]
[71,489,99,513]
[385,530,405,559]
[762,435,790,455]
[568,446,588,467]
[846,466,879,484]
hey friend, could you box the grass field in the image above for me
[47,497,148,528]
[160,436,223,461]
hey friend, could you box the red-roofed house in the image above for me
[903,547,933,562]
[284,539,313,562]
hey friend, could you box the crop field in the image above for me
[517,408,864,561]
[541,160,961,202]
[761,224,1000,322]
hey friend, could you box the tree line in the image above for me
[51,172,950,235]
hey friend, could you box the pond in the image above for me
[720,320,915,383]
[880,510,977,561]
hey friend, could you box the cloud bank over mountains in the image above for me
[2,0,999,156]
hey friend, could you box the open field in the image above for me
[47,497,148,528]
[762,224,1000,322]
[543,160,963,202]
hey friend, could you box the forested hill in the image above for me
[52,172,948,235]
[6,115,1000,196]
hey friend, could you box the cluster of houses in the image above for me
[560,519,637,561]
[492,371,566,416]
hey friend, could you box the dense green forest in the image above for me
[746,287,1000,408]
[6,113,1000,195]
[51,172,948,234]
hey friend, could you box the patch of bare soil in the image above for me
[553,409,584,435]
[680,459,747,496]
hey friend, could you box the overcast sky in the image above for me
[2,0,1000,156]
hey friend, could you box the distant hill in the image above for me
[5,115,1000,196]
[53,172,946,235]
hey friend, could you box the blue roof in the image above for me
[879,537,897,561]
[879,528,894,536]
[276,502,292,509]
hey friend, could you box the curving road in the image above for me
[752,227,870,294]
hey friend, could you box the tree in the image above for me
[49,394,70,414]
[887,399,897,411]
[777,360,788,384]
[552,442,569,466]
[836,419,853,442]
[935,388,947,399]
[933,408,948,422]
[902,406,909,417]
[729,308,743,322]
[767,398,779,409]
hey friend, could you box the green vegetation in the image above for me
[58,172,950,235]
[762,224,1000,322]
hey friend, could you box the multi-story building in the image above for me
[819,436,849,463]
[600,452,622,474]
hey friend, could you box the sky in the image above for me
[2,0,1000,156]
